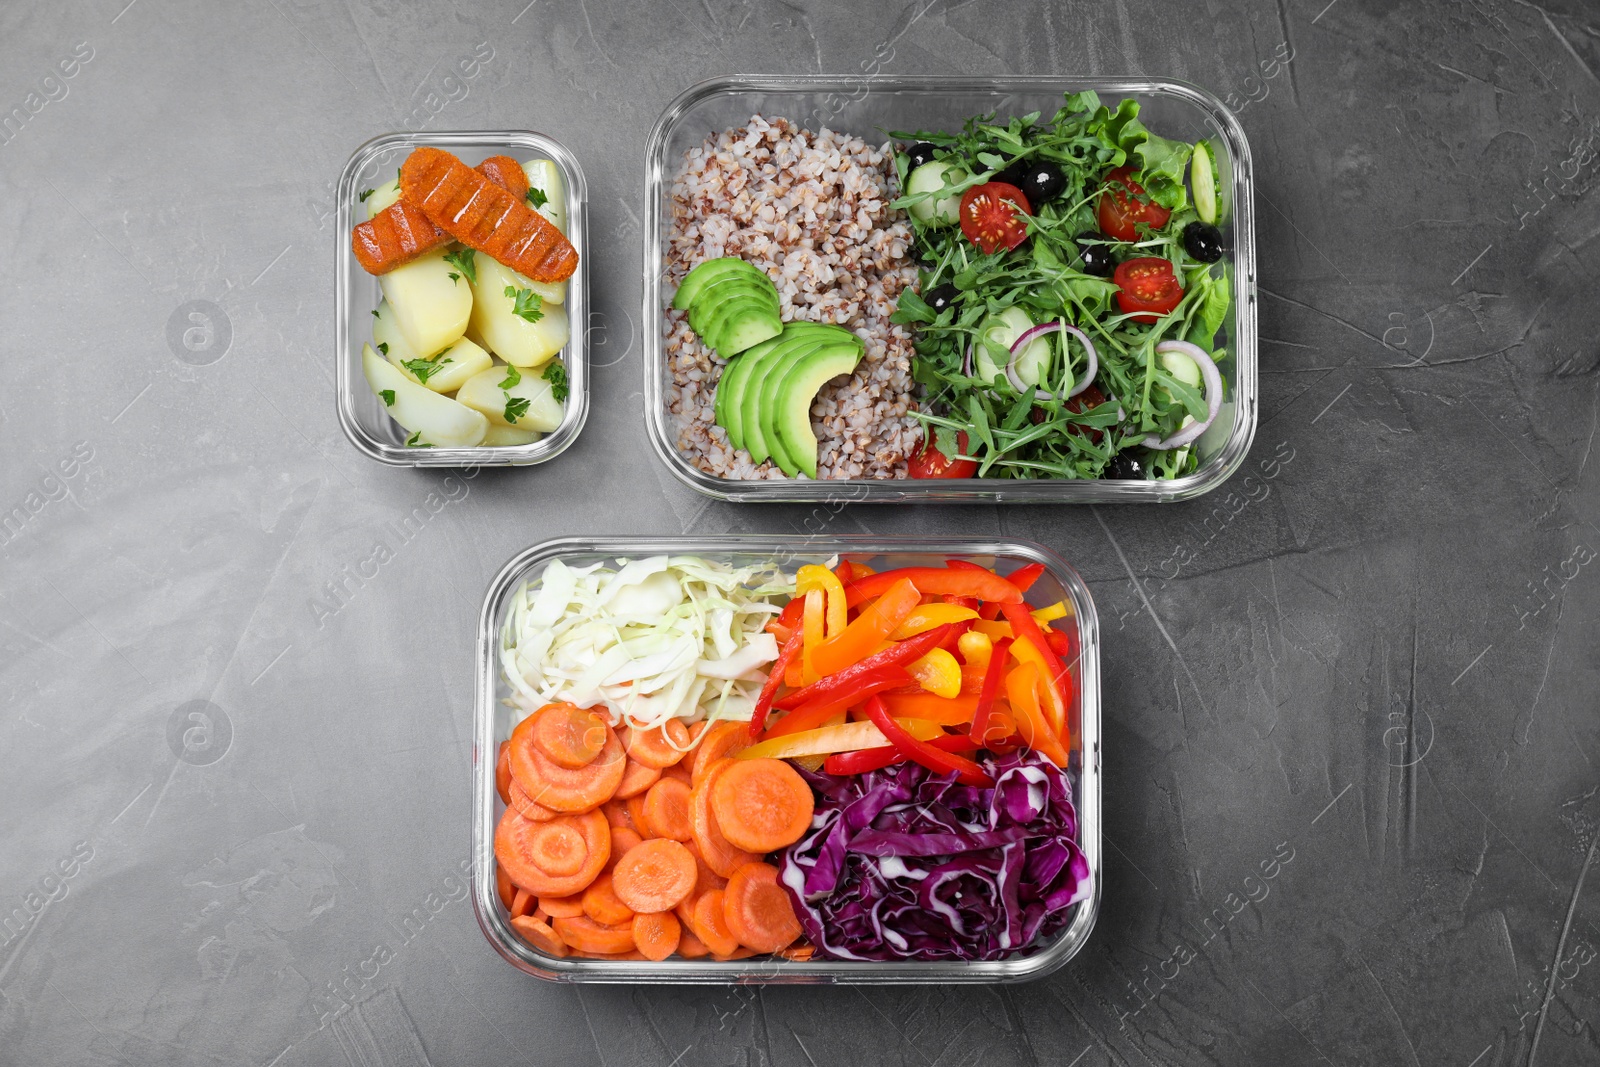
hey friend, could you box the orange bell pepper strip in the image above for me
[1000,602,1072,734]
[812,577,921,677]
[761,667,915,740]
[842,567,1020,610]
[879,691,979,725]
[1004,662,1071,766]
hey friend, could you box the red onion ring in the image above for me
[1005,322,1100,400]
[1139,340,1222,451]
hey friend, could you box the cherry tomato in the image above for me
[1096,166,1172,242]
[1113,257,1183,323]
[958,182,1031,255]
[908,430,978,478]
[1064,384,1110,444]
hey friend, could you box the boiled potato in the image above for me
[482,424,542,447]
[455,362,564,431]
[522,159,566,233]
[361,344,488,447]
[468,256,569,367]
[393,335,493,395]
[365,177,402,218]
[380,247,471,356]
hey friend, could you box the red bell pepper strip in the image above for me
[765,596,804,637]
[1000,602,1073,720]
[772,623,962,712]
[843,566,1022,609]
[761,668,913,740]
[1006,562,1045,593]
[862,696,994,786]
[968,636,1014,745]
[823,732,978,777]
[749,627,804,738]
[834,560,856,583]
[945,559,1009,620]
[1045,626,1073,659]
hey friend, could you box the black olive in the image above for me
[1020,162,1066,206]
[1183,221,1225,263]
[995,159,1030,188]
[906,142,938,172]
[924,284,960,314]
[1105,450,1149,480]
[1075,230,1115,277]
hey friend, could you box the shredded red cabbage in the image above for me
[778,750,1090,961]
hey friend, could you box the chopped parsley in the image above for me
[376,341,389,355]
[403,356,451,384]
[504,285,544,323]
[504,396,531,423]
[542,362,569,402]
[447,272,460,284]
[499,365,522,390]
[371,309,380,318]
[359,188,375,202]
[405,430,431,447]
[379,389,395,406]
[444,248,477,285]
[526,186,549,209]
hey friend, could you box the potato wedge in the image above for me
[361,343,488,447]
[482,424,542,447]
[468,256,569,366]
[375,303,491,393]
[454,362,564,432]
[380,247,471,356]
[365,177,402,219]
[522,159,566,234]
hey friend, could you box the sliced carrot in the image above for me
[604,827,643,871]
[625,794,650,833]
[496,864,515,910]
[632,911,682,962]
[509,778,559,822]
[582,872,636,925]
[677,929,711,959]
[534,703,610,769]
[495,741,513,805]
[711,947,760,962]
[691,721,750,786]
[510,887,537,919]
[722,862,801,953]
[532,907,550,923]
[686,841,729,899]
[552,915,637,956]
[623,719,692,769]
[510,914,569,958]
[709,759,815,853]
[615,759,661,799]
[611,839,697,914]
[538,894,586,918]
[570,948,650,960]
[690,760,759,877]
[602,798,636,832]
[494,808,610,898]
[775,942,816,962]
[689,889,740,956]
[509,708,626,813]
[642,778,694,842]
[662,760,694,785]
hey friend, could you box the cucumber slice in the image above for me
[1191,142,1217,225]
[907,161,965,227]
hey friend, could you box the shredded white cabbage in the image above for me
[500,555,793,730]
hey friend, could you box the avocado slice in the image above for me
[743,334,825,467]
[769,340,863,478]
[672,257,769,311]
[714,334,784,451]
[696,296,782,358]
[687,278,778,336]
[756,335,860,476]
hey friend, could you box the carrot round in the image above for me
[625,794,650,834]
[496,864,515,910]
[624,719,693,768]
[663,760,694,785]
[677,929,711,959]
[510,709,625,813]
[691,722,750,786]
[535,704,610,769]
[509,778,559,822]
[538,894,585,918]
[552,915,636,956]
[632,911,682,962]
[611,839,697,914]
[690,889,740,956]
[690,760,759,878]
[712,946,760,962]
[709,758,815,853]
[614,759,662,800]
[723,862,802,953]
[642,778,694,842]
[601,798,636,832]
[495,741,513,806]
[510,887,537,919]
[510,914,569,958]
[494,808,610,898]
[604,827,643,871]
[582,872,635,926]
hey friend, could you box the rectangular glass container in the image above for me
[472,535,1102,983]
[336,130,589,466]
[643,75,1256,501]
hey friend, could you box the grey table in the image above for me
[3,1,1599,1064]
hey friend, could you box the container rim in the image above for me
[641,74,1257,502]
[472,534,1102,983]
[334,129,591,468]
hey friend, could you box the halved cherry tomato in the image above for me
[1113,257,1183,324]
[959,182,1031,255]
[908,430,978,479]
[1096,166,1171,242]
[1064,385,1109,444]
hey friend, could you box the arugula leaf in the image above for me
[444,248,477,285]
[1184,272,1231,351]
[499,365,522,390]
[380,389,395,406]
[542,362,569,402]
[359,188,375,202]
[526,186,549,209]
[890,288,936,326]
[503,396,531,423]
[504,286,544,323]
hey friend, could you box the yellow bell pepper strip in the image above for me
[968,636,1013,745]
[841,566,1021,610]
[812,577,922,677]
[800,587,827,685]
[1004,661,1071,767]
[880,692,979,725]
[862,695,994,786]
[973,619,1014,641]
[736,717,945,761]
[748,626,805,738]
[957,630,993,671]
[823,732,979,776]
[795,564,848,637]
[889,603,980,640]
[1000,602,1072,735]
[907,647,962,698]
[773,623,963,713]
[1031,600,1069,625]
[761,666,915,741]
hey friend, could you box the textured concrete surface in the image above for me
[3,1,1600,1065]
